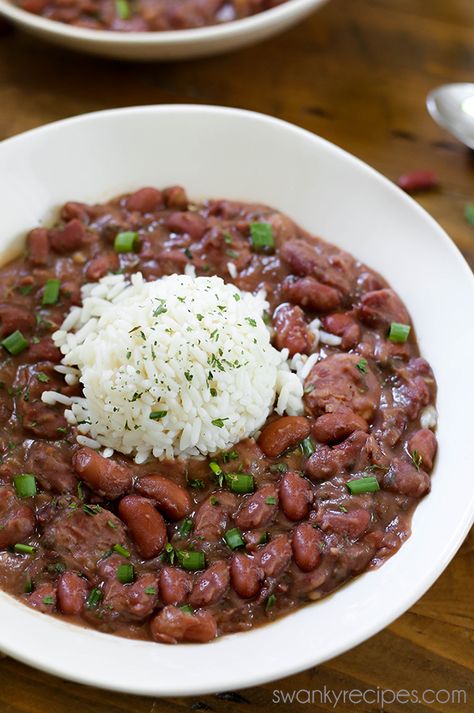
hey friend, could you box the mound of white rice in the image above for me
[46,272,304,462]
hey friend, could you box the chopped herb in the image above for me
[184,248,193,260]
[113,543,131,558]
[223,231,233,244]
[265,594,276,611]
[339,505,348,513]
[114,231,138,253]
[245,317,257,327]
[250,222,275,251]
[196,314,204,321]
[269,462,288,474]
[410,450,423,471]
[82,504,102,516]
[42,596,55,605]
[163,543,175,565]
[145,586,156,596]
[179,518,193,538]
[176,550,205,571]
[115,0,130,19]
[258,532,269,545]
[301,437,316,458]
[224,528,245,550]
[126,350,132,360]
[86,587,102,609]
[224,472,254,494]
[188,478,205,490]
[42,278,61,306]
[221,450,239,463]
[262,311,271,326]
[233,294,241,302]
[184,371,193,382]
[2,330,29,356]
[388,322,411,343]
[210,496,219,506]
[24,577,33,594]
[153,299,167,317]
[210,387,217,397]
[117,564,134,584]
[464,203,474,226]
[356,358,369,374]
[13,474,37,498]
[346,476,380,495]
[19,284,33,296]
[212,418,228,428]
[265,496,277,505]
[107,519,117,529]
[150,410,167,420]
[226,249,238,259]
[36,372,50,383]
[14,544,36,555]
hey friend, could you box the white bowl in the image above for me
[0,105,473,696]
[0,0,329,60]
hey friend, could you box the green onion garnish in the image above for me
[145,586,156,596]
[42,596,54,605]
[42,278,61,306]
[117,563,134,584]
[346,476,380,494]
[150,410,167,420]
[265,594,276,611]
[180,604,194,614]
[176,550,205,571]
[388,322,411,343]
[13,474,37,498]
[269,462,288,474]
[86,587,102,609]
[265,496,277,505]
[113,543,131,558]
[224,528,245,550]
[259,532,269,545]
[36,372,50,383]
[410,450,423,471]
[24,576,33,593]
[179,518,193,538]
[249,223,275,251]
[211,418,227,428]
[2,330,29,356]
[356,358,369,374]
[209,461,222,476]
[301,437,315,458]
[115,0,130,18]
[224,472,254,494]
[114,231,138,253]
[464,203,474,226]
[14,544,36,554]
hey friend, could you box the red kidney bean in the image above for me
[281,275,342,312]
[166,212,207,241]
[234,484,278,530]
[312,408,368,444]
[244,530,268,552]
[258,416,311,458]
[72,448,132,499]
[85,252,119,281]
[27,583,57,613]
[189,561,230,607]
[230,553,264,598]
[272,303,313,357]
[320,508,371,539]
[358,288,410,329]
[150,605,217,645]
[0,303,35,338]
[27,227,49,265]
[383,458,431,498]
[57,571,88,615]
[0,485,35,548]
[292,522,323,572]
[118,495,167,559]
[321,312,361,350]
[127,187,163,213]
[279,471,313,521]
[159,566,193,606]
[407,428,437,472]
[256,535,292,578]
[136,474,192,521]
[397,170,438,194]
[50,218,86,253]
[163,185,188,210]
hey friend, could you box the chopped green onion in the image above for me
[13,474,37,498]
[388,322,411,343]
[24,576,33,594]
[82,504,102,516]
[176,550,205,571]
[245,317,257,327]
[179,518,193,538]
[36,372,50,383]
[258,532,269,545]
[221,450,239,463]
[249,223,275,251]
[301,437,315,458]
[150,410,167,420]
[410,450,423,471]
[42,596,55,605]
[265,594,276,611]
[265,496,277,505]
[144,586,156,596]
[269,462,288,474]
[209,461,222,476]
[224,472,254,494]
[117,563,134,584]
[180,604,194,614]
[224,528,245,550]
[115,0,130,19]
[2,330,29,356]
[113,543,131,558]
[212,418,228,428]
[346,476,380,495]
[465,203,474,226]
[42,278,61,306]
[86,587,102,609]
[188,478,205,490]
[114,231,138,253]
[14,544,36,554]
[210,496,219,506]
[356,358,369,374]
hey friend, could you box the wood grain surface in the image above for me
[0,0,472,710]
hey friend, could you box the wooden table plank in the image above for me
[0,0,472,709]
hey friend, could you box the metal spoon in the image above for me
[427,82,474,149]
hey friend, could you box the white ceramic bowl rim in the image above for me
[0,105,473,697]
[0,0,326,44]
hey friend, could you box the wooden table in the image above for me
[0,0,472,710]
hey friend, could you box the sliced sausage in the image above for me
[72,448,132,499]
[118,495,167,559]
